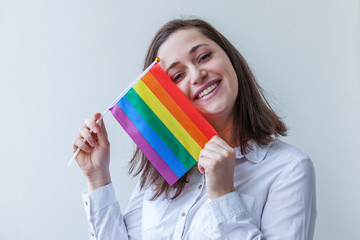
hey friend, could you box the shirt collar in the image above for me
[234,140,274,164]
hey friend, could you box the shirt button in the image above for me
[182,211,186,217]
[91,231,95,237]
[85,201,88,206]
[198,184,202,190]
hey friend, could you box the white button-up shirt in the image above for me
[82,139,316,239]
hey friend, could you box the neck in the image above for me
[207,115,236,148]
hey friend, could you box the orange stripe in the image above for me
[142,72,209,148]
[149,63,218,140]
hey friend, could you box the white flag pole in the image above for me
[67,58,160,167]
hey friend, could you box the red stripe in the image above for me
[149,63,218,140]
[141,72,209,148]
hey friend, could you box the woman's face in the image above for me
[157,28,238,128]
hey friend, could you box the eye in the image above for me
[198,53,212,63]
[172,72,186,82]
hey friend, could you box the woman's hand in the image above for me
[72,113,111,192]
[198,136,236,200]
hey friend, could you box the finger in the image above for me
[94,112,102,122]
[205,136,233,152]
[198,164,205,174]
[79,126,97,147]
[204,141,222,151]
[84,117,99,134]
[72,138,78,152]
[203,141,235,164]
[72,137,91,153]
[197,148,215,173]
[94,113,106,134]
[93,113,109,145]
[197,157,214,174]
[199,147,219,159]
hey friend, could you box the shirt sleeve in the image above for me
[206,157,316,240]
[261,157,317,239]
[207,192,264,239]
[82,182,143,240]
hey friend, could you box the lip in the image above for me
[193,79,221,101]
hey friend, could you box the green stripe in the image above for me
[125,88,197,170]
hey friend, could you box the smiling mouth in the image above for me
[195,81,220,99]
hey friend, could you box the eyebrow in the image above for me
[165,43,209,74]
[189,43,209,54]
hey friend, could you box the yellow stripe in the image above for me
[133,80,202,161]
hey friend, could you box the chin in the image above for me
[198,109,225,120]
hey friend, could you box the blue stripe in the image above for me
[117,97,188,178]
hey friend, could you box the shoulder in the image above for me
[245,138,311,166]
[266,139,315,179]
[267,139,311,164]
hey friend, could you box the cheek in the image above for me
[232,78,239,95]
[228,67,238,95]
[175,82,190,99]
[225,70,239,105]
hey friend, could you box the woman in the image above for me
[72,19,316,239]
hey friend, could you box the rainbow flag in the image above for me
[109,62,217,186]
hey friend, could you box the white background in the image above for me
[0,0,359,239]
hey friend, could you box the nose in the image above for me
[190,67,207,85]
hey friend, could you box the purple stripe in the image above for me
[109,104,179,186]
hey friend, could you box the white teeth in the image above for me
[197,83,219,99]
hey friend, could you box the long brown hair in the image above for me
[129,18,287,200]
